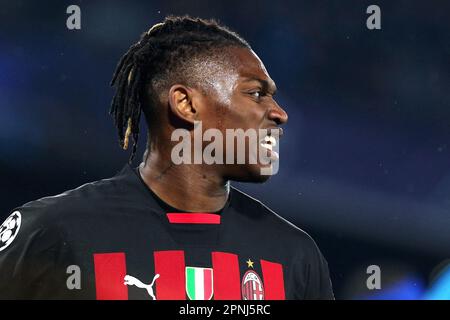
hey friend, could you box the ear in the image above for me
[167,84,197,124]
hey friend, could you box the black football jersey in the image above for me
[0,164,334,300]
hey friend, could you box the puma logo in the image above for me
[124,274,160,300]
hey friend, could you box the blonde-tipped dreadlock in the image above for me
[123,118,132,150]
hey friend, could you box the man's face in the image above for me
[197,47,289,182]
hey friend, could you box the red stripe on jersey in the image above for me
[212,252,241,299]
[203,268,213,300]
[154,250,186,300]
[94,252,128,300]
[260,259,285,300]
[166,213,221,224]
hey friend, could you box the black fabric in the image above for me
[0,164,334,300]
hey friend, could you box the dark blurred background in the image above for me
[1,0,449,299]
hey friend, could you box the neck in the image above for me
[139,149,230,212]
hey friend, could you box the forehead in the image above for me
[228,47,276,88]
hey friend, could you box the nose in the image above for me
[268,100,288,125]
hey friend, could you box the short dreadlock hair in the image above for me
[110,15,251,163]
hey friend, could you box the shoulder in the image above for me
[229,188,334,298]
[10,166,133,224]
[0,166,133,251]
[230,187,320,253]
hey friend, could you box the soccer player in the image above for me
[0,16,334,299]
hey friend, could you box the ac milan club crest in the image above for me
[241,270,265,300]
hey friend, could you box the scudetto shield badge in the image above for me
[185,267,214,300]
[241,270,265,300]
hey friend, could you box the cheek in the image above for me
[213,102,229,132]
[205,96,262,131]
[224,98,263,128]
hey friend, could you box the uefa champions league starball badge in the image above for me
[0,211,21,252]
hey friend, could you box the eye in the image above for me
[250,91,262,99]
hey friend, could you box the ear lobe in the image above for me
[168,85,197,124]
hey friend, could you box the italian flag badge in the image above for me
[185,267,214,300]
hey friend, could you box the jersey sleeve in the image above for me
[0,206,72,299]
[303,243,335,300]
[290,233,335,300]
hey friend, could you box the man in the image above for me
[0,15,333,299]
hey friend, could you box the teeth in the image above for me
[260,142,272,151]
[260,136,277,151]
[262,136,277,146]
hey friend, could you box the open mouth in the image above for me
[260,134,279,161]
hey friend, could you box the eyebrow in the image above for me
[241,77,277,95]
